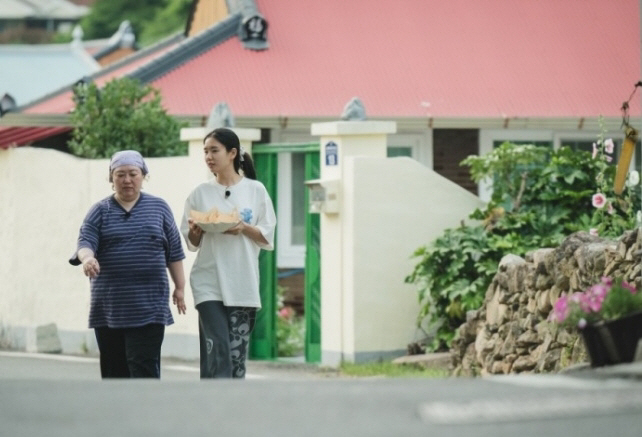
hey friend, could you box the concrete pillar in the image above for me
[310,121,397,366]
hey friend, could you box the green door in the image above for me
[250,150,278,359]
[250,142,321,363]
[304,151,321,362]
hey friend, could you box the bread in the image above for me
[190,208,240,224]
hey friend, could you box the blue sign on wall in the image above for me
[325,141,338,166]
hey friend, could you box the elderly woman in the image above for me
[70,150,186,379]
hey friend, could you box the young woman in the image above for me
[181,128,276,378]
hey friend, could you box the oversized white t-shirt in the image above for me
[181,177,276,308]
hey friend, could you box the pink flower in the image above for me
[621,281,637,294]
[551,295,570,322]
[601,277,613,287]
[604,155,613,163]
[278,307,294,319]
[592,143,598,159]
[604,138,614,154]
[589,228,599,236]
[592,193,607,208]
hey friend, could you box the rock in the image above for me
[499,254,526,271]
[474,326,492,363]
[516,331,539,346]
[511,355,537,372]
[536,289,552,313]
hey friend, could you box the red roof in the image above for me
[0,126,71,149]
[152,0,641,118]
[23,0,642,119]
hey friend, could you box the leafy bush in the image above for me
[406,139,640,351]
[69,77,187,159]
[275,286,304,357]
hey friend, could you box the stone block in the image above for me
[36,323,62,354]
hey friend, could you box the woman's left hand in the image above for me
[224,221,246,235]
[172,288,187,314]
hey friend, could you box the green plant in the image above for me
[407,136,639,352]
[586,122,641,237]
[339,361,449,378]
[275,286,304,357]
[69,77,187,159]
[550,277,642,329]
[406,225,499,350]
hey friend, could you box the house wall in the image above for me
[188,0,229,37]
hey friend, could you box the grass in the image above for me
[339,361,450,378]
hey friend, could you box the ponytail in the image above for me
[240,152,257,180]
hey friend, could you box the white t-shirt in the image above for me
[181,177,276,308]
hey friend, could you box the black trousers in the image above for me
[196,301,257,379]
[94,324,165,379]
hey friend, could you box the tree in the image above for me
[69,77,187,159]
[80,0,191,45]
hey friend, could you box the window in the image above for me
[387,146,413,157]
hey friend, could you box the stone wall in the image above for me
[451,229,642,376]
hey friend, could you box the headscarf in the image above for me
[109,150,149,176]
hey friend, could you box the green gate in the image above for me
[250,142,321,363]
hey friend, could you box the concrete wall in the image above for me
[345,156,484,361]
[311,121,485,365]
[0,145,204,358]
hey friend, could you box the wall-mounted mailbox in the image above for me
[304,179,340,214]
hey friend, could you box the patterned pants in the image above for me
[196,300,257,378]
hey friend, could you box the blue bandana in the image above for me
[109,150,149,175]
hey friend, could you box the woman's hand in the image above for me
[224,221,246,235]
[225,221,269,246]
[82,256,100,278]
[187,218,204,246]
[188,218,204,236]
[172,288,187,315]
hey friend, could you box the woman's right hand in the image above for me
[82,256,100,278]
[188,218,204,237]
[187,218,204,246]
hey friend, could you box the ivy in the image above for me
[406,140,640,351]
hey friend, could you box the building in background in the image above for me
[0,0,89,43]
[2,0,641,272]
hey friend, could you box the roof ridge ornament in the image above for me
[206,102,235,128]
[0,93,16,117]
[236,0,268,50]
[341,97,367,121]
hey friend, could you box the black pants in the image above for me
[196,301,257,379]
[94,324,165,379]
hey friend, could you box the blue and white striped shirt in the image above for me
[72,192,185,328]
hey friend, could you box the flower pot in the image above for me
[580,311,642,367]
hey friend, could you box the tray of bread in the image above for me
[190,208,241,233]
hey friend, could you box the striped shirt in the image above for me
[72,192,185,328]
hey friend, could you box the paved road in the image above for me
[2,351,642,437]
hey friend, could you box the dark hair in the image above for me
[203,127,257,180]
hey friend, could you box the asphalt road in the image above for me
[2,351,642,437]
